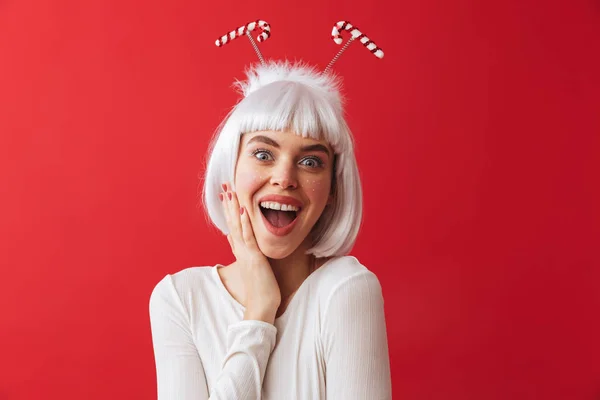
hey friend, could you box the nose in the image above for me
[269,160,298,190]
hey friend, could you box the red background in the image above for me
[1,0,599,399]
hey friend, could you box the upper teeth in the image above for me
[260,201,300,212]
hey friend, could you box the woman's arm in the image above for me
[321,270,392,400]
[149,275,277,400]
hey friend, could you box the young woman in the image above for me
[149,60,392,399]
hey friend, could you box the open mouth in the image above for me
[259,205,299,229]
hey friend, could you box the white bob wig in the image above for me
[201,60,362,258]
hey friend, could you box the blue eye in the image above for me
[301,157,324,169]
[252,149,273,161]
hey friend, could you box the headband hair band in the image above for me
[214,19,384,73]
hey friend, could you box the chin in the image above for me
[255,239,298,260]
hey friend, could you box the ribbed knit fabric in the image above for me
[149,255,392,400]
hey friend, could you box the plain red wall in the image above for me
[1,0,598,399]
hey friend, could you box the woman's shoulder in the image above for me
[149,265,218,308]
[314,255,382,296]
[317,255,375,280]
[313,256,385,321]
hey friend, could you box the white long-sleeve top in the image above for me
[149,255,392,400]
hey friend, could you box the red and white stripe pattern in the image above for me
[331,21,384,59]
[215,20,271,47]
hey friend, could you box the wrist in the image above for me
[243,309,276,325]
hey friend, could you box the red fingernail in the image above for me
[219,193,223,201]
[240,207,244,215]
[228,192,232,200]
[222,183,227,191]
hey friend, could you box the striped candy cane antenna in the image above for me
[214,20,271,66]
[324,21,384,74]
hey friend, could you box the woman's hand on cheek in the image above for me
[221,182,281,324]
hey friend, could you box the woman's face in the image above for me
[234,130,334,259]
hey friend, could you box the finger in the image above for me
[220,186,232,235]
[226,234,235,254]
[227,190,244,245]
[239,206,258,249]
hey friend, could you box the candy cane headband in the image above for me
[214,19,384,73]
[214,20,271,66]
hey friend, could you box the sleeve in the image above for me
[321,271,393,400]
[149,275,278,400]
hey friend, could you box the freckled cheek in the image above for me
[235,169,263,205]
[303,178,330,199]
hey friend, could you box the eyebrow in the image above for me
[247,135,331,157]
